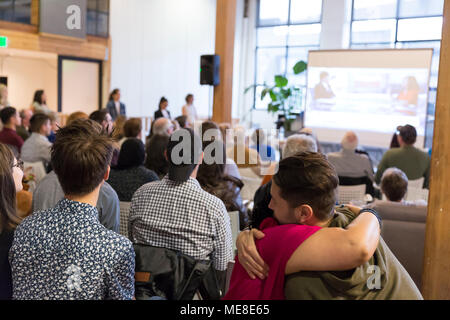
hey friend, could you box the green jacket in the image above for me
[284,208,423,300]
[375,145,430,188]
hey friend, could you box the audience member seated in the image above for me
[250,129,276,162]
[0,107,24,154]
[201,121,240,179]
[129,128,233,277]
[144,134,170,179]
[327,131,375,195]
[10,119,135,300]
[148,117,174,140]
[108,138,159,202]
[21,113,52,170]
[31,90,51,115]
[234,152,422,300]
[17,109,33,141]
[224,152,383,300]
[118,117,142,148]
[197,139,249,229]
[365,168,427,289]
[154,96,171,120]
[89,110,117,166]
[260,133,318,186]
[175,115,189,129]
[47,113,59,144]
[375,125,430,188]
[254,134,318,228]
[112,115,127,142]
[227,127,262,180]
[89,110,114,134]
[0,143,23,300]
[66,111,88,125]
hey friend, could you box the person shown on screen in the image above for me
[314,72,335,100]
[397,76,420,106]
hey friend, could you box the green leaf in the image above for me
[244,84,256,94]
[280,88,291,99]
[268,102,280,113]
[274,75,288,88]
[261,88,270,100]
[293,60,307,75]
[269,90,278,101]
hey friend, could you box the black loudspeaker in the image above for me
[0,77,7,86]
[200,55,220,86]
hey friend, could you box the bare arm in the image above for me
[285,211,380,274]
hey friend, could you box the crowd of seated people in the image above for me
[0,91,432,301]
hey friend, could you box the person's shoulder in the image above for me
[326,151,340,159]
[100,181,118,198]
[198,186,227,212]
[15,208,53,234]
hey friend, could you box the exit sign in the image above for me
[0,36,8,48]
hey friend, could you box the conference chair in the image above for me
[337,184,366,205]
[408,177,425,189]
[405,188,429,202]
[228,211,240,255]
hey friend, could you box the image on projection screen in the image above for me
[304,49,433,148]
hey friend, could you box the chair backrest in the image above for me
[23,161,47,194]
[337,184,366,204]
[119,201,131,238]
[372,201,427,289]
[338,175,375,197]
[405,187,429,202]
[240,175,263,201]
[408,177,425,189]
[228,211,240,255]
[224,260,235,295]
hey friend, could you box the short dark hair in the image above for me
[185,94,193,102]
[380,168,408,202]
[273,152,338,221]
[89,110,109,124]
[51,119,114,196]
[123,118,142,138]
[175,115,187,129]
[397,124,417,145]
[0,107,16,125]
[30,113,50,133]
[145,134,169,178]
[33,90,45,104]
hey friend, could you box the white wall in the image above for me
[110,0,216,120]
[0,50,57,112]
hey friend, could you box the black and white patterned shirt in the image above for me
[9,199,135,300]
[129,176,233,271]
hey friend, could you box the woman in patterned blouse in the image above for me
[0,143,23,300]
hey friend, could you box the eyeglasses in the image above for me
[12,159,24,171]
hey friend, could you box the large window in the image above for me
[351,0,443,88]
[87,0,109,38]
[0,0,31,24]
[350,0,444,148]
[254,0,323,109]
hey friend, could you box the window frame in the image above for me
[253,0,323,110]
[86,0,110,38]
[0,0,31,25]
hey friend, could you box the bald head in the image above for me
[342,131,358,150]
[152,117,174,136]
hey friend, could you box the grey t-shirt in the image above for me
[32,171,120,232]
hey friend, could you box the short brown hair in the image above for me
[51,119,114,196]
[380,168,408,202]
[30,113,50,133]
[123,118,142,138]
[273,152,338,221]
[67,111,88,125]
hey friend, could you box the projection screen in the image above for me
[304,49,433,148]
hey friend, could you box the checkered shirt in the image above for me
[128,176,233,271]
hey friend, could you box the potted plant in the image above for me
[245,60,307,133]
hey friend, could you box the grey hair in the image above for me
[152,118,172,136]
[283,134,318,158]
[341,131,358,150]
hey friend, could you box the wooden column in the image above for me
[31,0,39,26]
[422,0,450,300]
[212,0,237,124]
